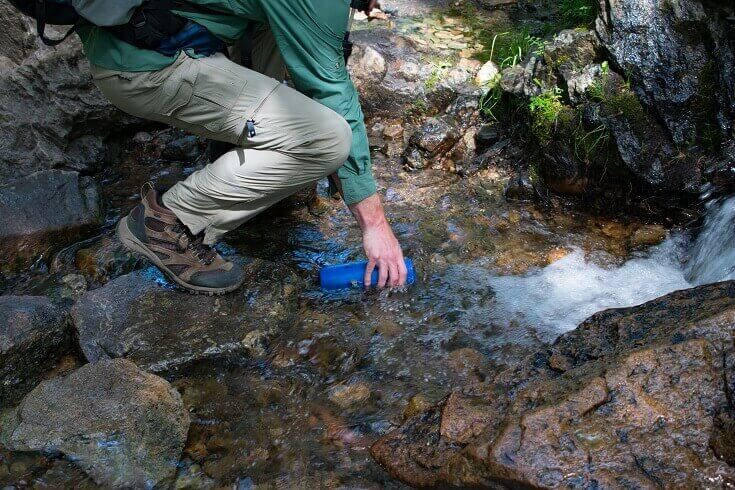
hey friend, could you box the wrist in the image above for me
[349,193,388,231]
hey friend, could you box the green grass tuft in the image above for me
[529,88,567,145]
[559,0,599,28]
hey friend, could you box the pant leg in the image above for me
[90,53,352,244]
[209,23,287,161]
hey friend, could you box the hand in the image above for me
[349,194,408,289]
[363,0,381,15]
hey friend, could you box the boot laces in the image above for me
[171,224,217,265]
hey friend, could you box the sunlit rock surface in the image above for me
[373,282,735,488]
[0,359,189,488]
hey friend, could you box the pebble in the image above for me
[475,61,500,87]
[630,225,668,248]
[403,394,432,420]
[328,382,371,409]
[383,123,404,140]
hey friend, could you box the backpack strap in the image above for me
[35,0,78,46]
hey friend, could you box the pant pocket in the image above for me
[171,57,248,134]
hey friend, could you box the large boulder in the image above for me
[372,282,735,487]
[348,28,481,120]
[596,0,735,147]
[0,358,190,488]
[0,5,139,183]
[72,260,302,375]
[0,296,71,406]
[0,170,101,270]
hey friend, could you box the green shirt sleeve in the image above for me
[255,0,377,204]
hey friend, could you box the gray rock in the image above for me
[0,6,139,184]
[0,359,190,488]
[72,260,302,374]
[374,281,735,487]
[349,29,480,119]
[408,117,460,157]
[499,57,546,98]
[0,296,70,406]
[0,170,101,270]
[543,28,603,104]
[504,172,535,202]
[596,0,734,146]
[474,124,500,152]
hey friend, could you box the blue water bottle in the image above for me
[320,259,416,290]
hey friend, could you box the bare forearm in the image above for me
[348,193,387,230]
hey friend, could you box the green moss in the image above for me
[529,88,568,146]
[588,71,648,135]
[606,90,647,128]
[423,57,453,91]
[409,98,429,116]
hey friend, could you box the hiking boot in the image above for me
[117,186,244,295]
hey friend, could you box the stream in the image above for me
[1,0,734,485]
[3,132,732,487]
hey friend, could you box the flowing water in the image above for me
[5,136,734,487]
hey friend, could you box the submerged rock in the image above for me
[372,282,735,487]
[0,296,70,406]
[72,260,302,375]
[0,170,101,270]
[0,359,189,488]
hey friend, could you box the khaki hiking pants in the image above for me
[90,29,352,244]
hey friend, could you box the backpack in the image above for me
[7,0,223,49]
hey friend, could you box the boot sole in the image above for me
[117,216,243,296]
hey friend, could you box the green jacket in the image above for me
[77,0,376,205]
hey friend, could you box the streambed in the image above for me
[3,134,727,487]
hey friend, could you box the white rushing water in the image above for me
[488,196,735,334]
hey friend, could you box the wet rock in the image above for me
[0,7,139,184]
[328,382,372,409]
[0,359,189,488]
[0,296,71,406]
[408,117,459,158]
[0,170,101,270]
[373,282,735,487]
[447,348,487,381]
[72,259,302,375]
[158,129,204,163]
[712,411,735,465]
[503,172,535,202]
[582,87,693,191]
[349,29,480,119]
[382,122,404,140]
[74,235,144,285]
[403,146,427,171]
[403,395,432,420]
[596,0,735,147]
[630,224,668,248]
[474,124,500,152]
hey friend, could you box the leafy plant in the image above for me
[529,87,566,145]
[559,0,599,28]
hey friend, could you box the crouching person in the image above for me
[69,0,407,294]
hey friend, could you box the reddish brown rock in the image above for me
[372,282,735,488]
